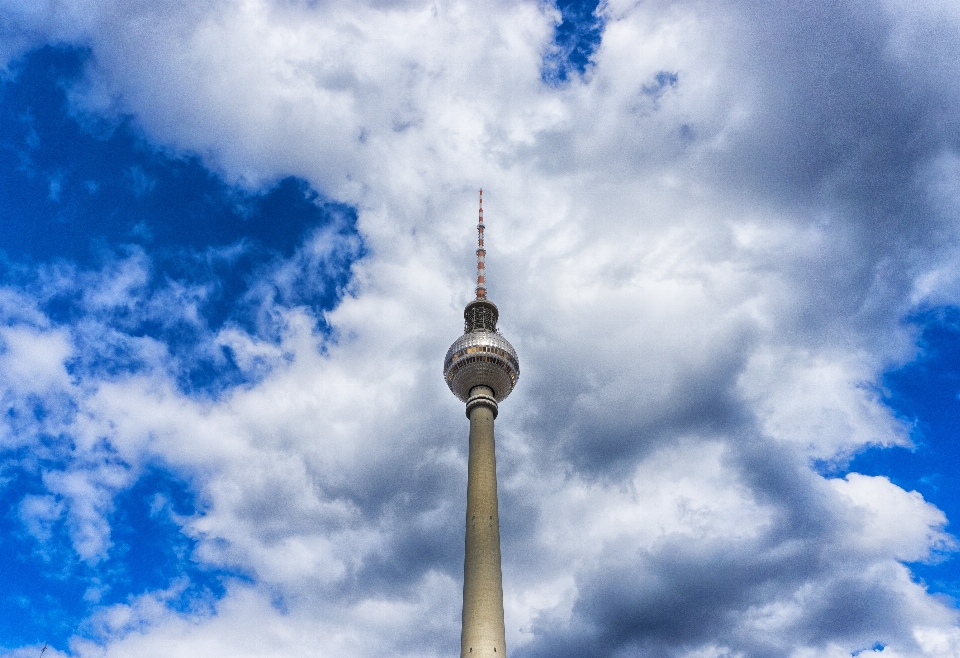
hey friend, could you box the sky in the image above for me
[1,0,960,656]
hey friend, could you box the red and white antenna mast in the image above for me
[476,189,486,299]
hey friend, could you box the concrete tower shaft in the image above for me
[461,385,506,658]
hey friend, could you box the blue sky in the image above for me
[0,44,361,648]
[1,1,960,657]
[852,309,960,600]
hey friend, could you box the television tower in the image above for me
[443,190,520,658]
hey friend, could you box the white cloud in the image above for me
[18,493,63,542]
[740,348,911,460]
[831,473,953,563]
[0,324,72,394]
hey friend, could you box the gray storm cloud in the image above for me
[2,0,960,656]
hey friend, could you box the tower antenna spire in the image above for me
[476,189,486,299]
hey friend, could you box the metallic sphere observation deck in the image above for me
[444,298,520,404]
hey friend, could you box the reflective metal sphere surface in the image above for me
[443,330,519,402]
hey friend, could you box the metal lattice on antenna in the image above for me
[476,189,486,299]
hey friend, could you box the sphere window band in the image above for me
[445,347,519,380]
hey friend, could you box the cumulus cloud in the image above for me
[2,0,960,656]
